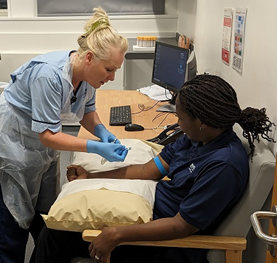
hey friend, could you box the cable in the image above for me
[144,112,175,131]
[152,112,171,127]
[131,100,176,130]
[131,100,160,115]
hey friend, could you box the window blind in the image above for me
[37,0,165,17]
[0,0,7,9]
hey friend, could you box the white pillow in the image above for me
[70,139,163,172]
[42,179,157,232]
[42,139,163,232]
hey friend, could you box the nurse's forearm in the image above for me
[39,130,87,152]
[80,111,102,135]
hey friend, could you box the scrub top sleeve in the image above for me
[84,87,96,114]
[30,76,63,133]
[179,164,243,230]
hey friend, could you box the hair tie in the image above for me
[89,20,108,34]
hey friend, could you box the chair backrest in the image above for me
[207,124,276,262]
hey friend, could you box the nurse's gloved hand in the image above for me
[94,124,120,144]
[86,140,128,162]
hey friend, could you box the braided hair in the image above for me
[178,74,276,158]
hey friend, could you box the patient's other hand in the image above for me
[67,165,89,181]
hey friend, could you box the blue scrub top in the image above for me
[155,129,249,232]
[4,50,96,133]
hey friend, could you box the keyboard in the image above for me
[109,105,132,126]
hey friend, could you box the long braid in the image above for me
[178,74,276,158]
[238,107,275,157]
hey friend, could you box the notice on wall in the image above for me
[222,8,233,65]
[232,8,247,74]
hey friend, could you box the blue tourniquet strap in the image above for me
[153,156,168,176]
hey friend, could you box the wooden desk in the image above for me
[78,90,178,140]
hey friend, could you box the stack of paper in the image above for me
[137,85,172,101]
[132,45,155,52]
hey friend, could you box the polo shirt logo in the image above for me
[189,163,196,173]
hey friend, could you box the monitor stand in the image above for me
[156,104,176,113]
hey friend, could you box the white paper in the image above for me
[137,84,172,101]
[133,45,155,52]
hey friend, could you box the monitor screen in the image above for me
[151,41,189,94]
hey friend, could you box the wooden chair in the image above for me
[80,124,276,263]
[82,230,246,263]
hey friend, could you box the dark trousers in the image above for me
[0,186,46,263]
[32,226,167,263]
[31,226,91,263]
[32,225,208,263]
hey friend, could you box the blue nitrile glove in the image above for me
[86,140,128,162]
[94,124,120,144]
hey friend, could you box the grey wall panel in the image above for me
[37,0,165,16]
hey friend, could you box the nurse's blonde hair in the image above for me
[77,7,128,60]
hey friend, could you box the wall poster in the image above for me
[232,8,247,74]
[222,8,233,65]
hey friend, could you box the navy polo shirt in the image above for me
[154,129,249,232]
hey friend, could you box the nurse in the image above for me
[0,7,129,263]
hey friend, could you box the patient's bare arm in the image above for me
[88,212,199,262]
[66,154,168,182]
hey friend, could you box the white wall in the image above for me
[0,0,178,50]
[177,0,277,152]
[178,4,276,262]
[0,0,276,145]
[0,0,178,89]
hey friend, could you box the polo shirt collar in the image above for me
[194,128,235,155]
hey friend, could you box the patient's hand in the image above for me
[89,226,118,263]
[67,165,89,181]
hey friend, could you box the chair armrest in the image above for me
[82,230,246,263]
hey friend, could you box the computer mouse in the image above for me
[125,123,145,131]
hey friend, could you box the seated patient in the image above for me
[32,74,275,263]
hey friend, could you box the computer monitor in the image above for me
[151,41,197,112]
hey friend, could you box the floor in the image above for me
[24,125,80,262]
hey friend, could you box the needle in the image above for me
[101,139,131,165]
[101,138,118,165]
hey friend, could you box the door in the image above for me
[251,157,277,263]
[266,157,277,263]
